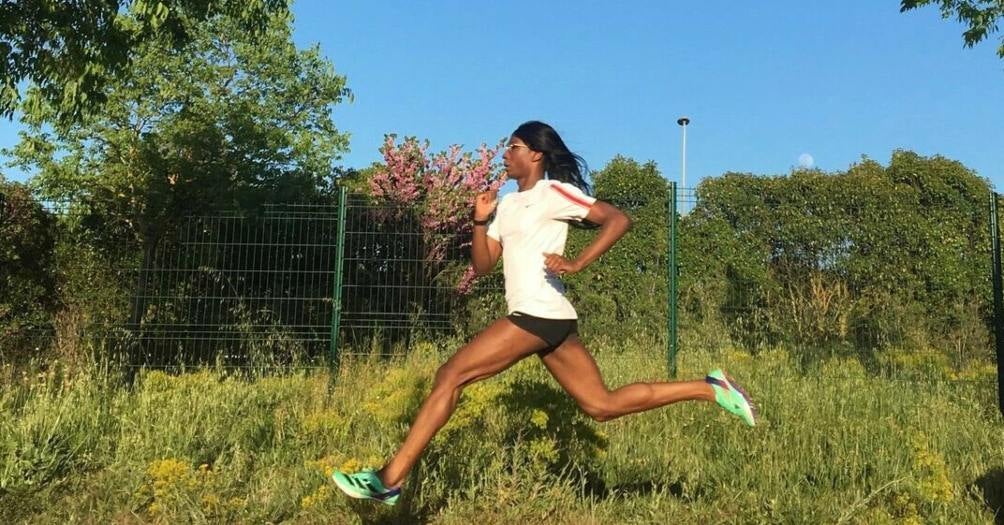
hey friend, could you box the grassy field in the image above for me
[1,339,1001,524]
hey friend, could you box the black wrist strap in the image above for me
[473,218,490,226]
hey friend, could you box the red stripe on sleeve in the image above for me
[550,184,593,208]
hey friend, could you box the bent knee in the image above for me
[433,363,480,391]
[433,364,462,389]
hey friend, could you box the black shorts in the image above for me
[506,311,578,348]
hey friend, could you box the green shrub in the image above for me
[0,179,57,362]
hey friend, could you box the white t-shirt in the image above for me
[486,179,597,319]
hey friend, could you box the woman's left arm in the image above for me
[543,201,631,275]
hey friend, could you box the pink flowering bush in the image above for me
[368,135,506,294]
[368,136,429,206]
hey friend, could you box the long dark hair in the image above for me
[512,121,591,195]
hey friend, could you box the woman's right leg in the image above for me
[538,335,715,422]
[377,317,548,488]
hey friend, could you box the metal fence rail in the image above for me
[989,193,1004,416]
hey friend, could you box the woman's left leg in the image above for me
[538,335,714,422]
[376,317,549,488]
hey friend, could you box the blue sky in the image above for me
[2,0,1002,192]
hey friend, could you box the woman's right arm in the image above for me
[471,191,502,276]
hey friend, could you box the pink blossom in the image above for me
[367,135,506,294]
[455,265,479,295]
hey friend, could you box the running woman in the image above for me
[332,121,755,506]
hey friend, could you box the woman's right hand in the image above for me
[474,191,498,221]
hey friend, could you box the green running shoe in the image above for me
[706,369,757,426]
[331,469,401,506]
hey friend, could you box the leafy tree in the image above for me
[0,0,287,123]
[683,151,992,356]
[565,156,670,343]
[901,0,1004,58]
[7,12,351,261]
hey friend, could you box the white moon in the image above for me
[798,153,814,168]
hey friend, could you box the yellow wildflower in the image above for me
[530,409,549,429]
[301,484,331,509]
[339,457,362,473]
[910,434,954,504]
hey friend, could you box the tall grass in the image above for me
[1,340,1001,524]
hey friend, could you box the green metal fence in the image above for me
[669,183,997,415]
[127,203,343,368]
[8,182,998,416]
[120,188,504,368]
[336,190,503,354]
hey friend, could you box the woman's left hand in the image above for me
[543,253,582,275]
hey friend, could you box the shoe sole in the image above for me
[722,371,757,426]
[332,473,369,500]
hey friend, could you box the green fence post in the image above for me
[990,192,1003,418]
[330,186,348,376]
[668,181,679,378]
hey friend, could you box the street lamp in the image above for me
[677,117,690,189]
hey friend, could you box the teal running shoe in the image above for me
[331,469,401,506]
[706,369,757,426]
